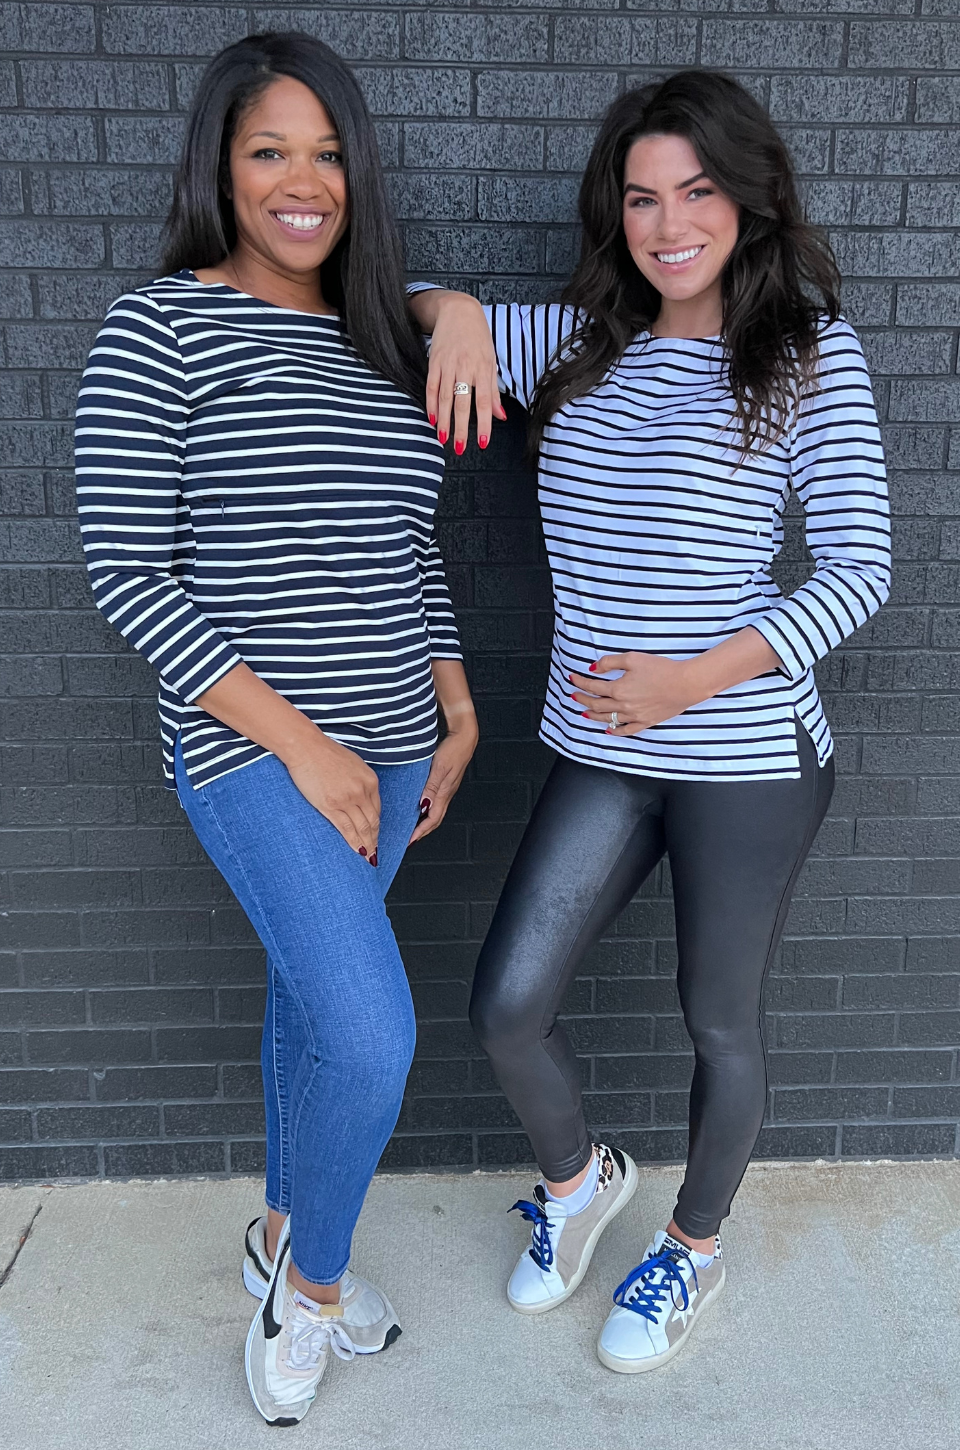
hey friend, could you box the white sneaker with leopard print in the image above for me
[506,1144,638,1315]
[597,1230,725,1373]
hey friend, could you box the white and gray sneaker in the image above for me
[506,1143,638,1315]
[245,1219,356,1427]
[243,1215,402,1354]
[597,1230,725,1374]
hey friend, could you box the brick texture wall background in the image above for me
[1,1,959,1181]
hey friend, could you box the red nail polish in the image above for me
[589,663,597,672]
[419,798,431,814]
[438,430,447,445]
[582,712,590,717]
[370,852,378,867]
[454,439,465,456]
[479,435,488,449]
[429,414,436,426]
[358,846,367,857]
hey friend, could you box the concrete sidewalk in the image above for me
[0,1162,958,1450]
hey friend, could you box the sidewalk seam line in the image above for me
[0,1202,44,1293]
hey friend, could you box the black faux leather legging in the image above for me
[470,726,834,1238]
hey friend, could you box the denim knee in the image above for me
[334,1018,416,1113]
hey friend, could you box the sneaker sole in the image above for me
[244,1257,401,1355]
[507,1152,640,1317]
[596,1263,726,1374]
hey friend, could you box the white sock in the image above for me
[663,1231,719,1269]
[543,1151,599,1216]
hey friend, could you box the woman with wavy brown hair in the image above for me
[410,69,890,1373]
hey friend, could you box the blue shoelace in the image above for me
[508,1198,556,1269]
[612,1248,699,1322]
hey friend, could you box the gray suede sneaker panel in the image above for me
[550,1144,631,1285]
[661,1254,725,1348]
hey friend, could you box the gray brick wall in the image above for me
[2,2,959,1181]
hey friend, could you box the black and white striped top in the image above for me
[76,271,461,788]
[480,300,889,781]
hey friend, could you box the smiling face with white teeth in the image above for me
[622,132,740,339]
[196,75,349,315]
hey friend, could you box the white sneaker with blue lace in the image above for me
[506,1144,638,1314]
[597,1230,725,1373]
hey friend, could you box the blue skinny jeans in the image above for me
[175,738,429,1285]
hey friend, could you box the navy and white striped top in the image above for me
[452,297,888,781]
[76,271,461,788]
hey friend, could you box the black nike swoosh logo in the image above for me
[262,1241,289,1340]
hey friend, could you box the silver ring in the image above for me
[610,711,619,730]
[453,382,471,396]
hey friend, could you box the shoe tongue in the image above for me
[292,1289,323,1315]
[292,1289,346,1323]
[657,1232,691,1259]
[537,1180,577,1212]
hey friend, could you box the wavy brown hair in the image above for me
[530,70,841,454]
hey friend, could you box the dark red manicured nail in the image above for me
[358,846,367,857]
[589,663,597,672]
[429,414,436,426]
[479,435,488,449]
[454,439,465,455]
[370,852,378,867]
[419,798,431,813]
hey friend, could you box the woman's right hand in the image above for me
[283,731,382,863]
[196,661,381,860]
[416,292,506,454]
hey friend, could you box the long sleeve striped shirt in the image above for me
[495,304,890,779]
[413,287,890,781]
[76,271,461,788]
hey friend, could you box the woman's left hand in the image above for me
[426,294,506,454]
[409,722,478,843]
[570,652,702,736]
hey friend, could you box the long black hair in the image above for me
[161,31,426,402]
[530,70,841,454]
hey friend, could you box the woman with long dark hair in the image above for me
[76,32,477,1424]
[410,70,890,1372]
